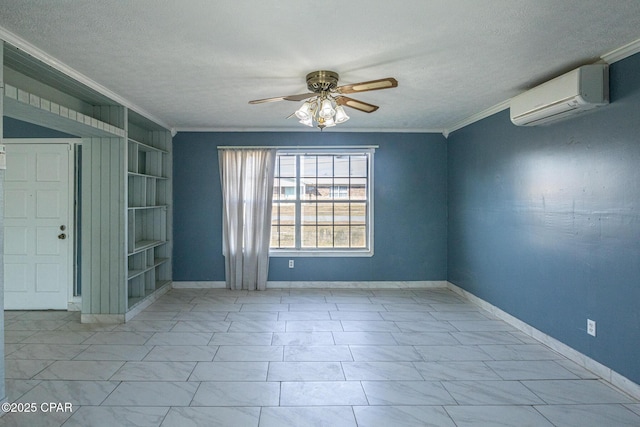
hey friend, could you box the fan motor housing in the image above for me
[306,70,339,93]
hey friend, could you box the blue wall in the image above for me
[173,132,448,282]
[448,53,640,384]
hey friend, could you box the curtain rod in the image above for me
[217,145,378,150]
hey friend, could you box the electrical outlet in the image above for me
[288,259,294,269]
[587,319,596,337]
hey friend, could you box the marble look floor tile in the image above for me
[268,361,344,381]
[332,332,398,345]
[0,406,73,427]
[240,303,288,312]
[450,331,525,345]
[368,296,420,304]
[285,320,344,332]
[145,302,195,312]
[271,332,335,346]
[226,312,279,322]
[4,379,41,402]
[429,311,490,321]
[288,303,336,312]
[343,361,423,380]
[281,296,328,304]
[162,407,260,427]
[82,331,154,345]
[441,380,544,405]
[336,303,386,311]
[260,406,357,427]
[283,345,353,362]
[280,381,368,406]
[65,406,170,427]
[172,311,229,322]
[6,344,88,360]
[429,303,478,312]
[349,345,422,361]
[145,331,213,346]
[485,360,579,380]
[522,379,636,404]
[192,381,280,406]
[445,405,554,427]
[379,311,435,322]
[4,330,37,343]
[478,344,561,361]
[20,331,95,344]
[625,404,640,416]
[354,405,456,427]
[209,332,273,345]
[278,311,331,321]
[4,359,54,379]
[330,311,384,321]
[391,332,460,346]
[554,358,600,379]
[394,321,458,333]
[381,303,433,312]
[144,345,218,361]
[18,380,118,405]
[74,344,153,361]
[414,345,493,361]
[34,360,124,380]
[362,380,457,405]
[449,320,516,332]
[112,320,177,332]
[103,381,199,406]
[535,404,640,427]
[414,361,502,381]
[5,320,71,331]
[110,361,196,381]
[214,345,283,361]
[228,320,286,332]
[341,320,400,332]
[189,361,268,381]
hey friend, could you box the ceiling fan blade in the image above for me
[249,93,316,104]
[336,77,398,94]
[335,96,379,113]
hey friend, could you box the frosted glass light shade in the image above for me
[334,106,350,123]
[319,98,336,119]
[295,102,313,120]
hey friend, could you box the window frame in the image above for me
[270,147,375,258]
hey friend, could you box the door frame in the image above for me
[4,138,81,310]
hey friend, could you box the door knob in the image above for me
[58,233,67,240]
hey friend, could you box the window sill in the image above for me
[269,249,374,258]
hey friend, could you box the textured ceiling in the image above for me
[1,1,640,134]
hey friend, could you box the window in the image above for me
[270,148,374,256]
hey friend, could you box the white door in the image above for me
[4,143,73,310]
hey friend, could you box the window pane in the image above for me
[317,203,333,225]
[301,203,316,225]
[350,156,367,177]
[350,178,367,200]
[350,226,366,247]
[334,156,349,177]
[273,203,295,225]
[277,226,295,248]
[301,178,317,200]
[301,156,316,177]
[278,155,296,177]
[317,225,333,247]
[334,203,350,225]
[317,156,333,177]
[334,226,350,247]
[301,225,316,247]
[316,178,333,200]
[350,203,367,224]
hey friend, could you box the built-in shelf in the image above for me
[126,117,172,312]
[3,83,125,138]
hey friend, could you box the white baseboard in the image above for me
[447,281,640,400]
[171,280,448,290]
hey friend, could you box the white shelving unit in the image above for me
[126,115,172,311]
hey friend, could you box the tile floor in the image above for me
[2,287,639,426]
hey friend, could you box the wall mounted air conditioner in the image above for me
[510,64,609,126]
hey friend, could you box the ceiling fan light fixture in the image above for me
[318,98,336,119]
[334,105,350,123]
[299,116,313,127]
[295,101,313,120]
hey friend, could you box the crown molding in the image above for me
[0,26,172,131]
[443,100,510,138]
[173,127,446,134]
[601,37,640,64]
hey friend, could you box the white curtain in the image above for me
[219,148,276,290]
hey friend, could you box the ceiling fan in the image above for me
[248,70,398,130]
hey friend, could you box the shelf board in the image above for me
[127,171,168,180]
[128,205,168,210]
[129,137,169,154]
[3,83,125,138]
[130,240,166,255]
